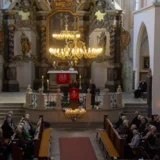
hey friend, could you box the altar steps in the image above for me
[123,103,149,120]
[0,103,25,121]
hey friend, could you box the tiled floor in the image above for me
[51,128,105,160]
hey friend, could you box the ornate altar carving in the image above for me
[120,27,131,53]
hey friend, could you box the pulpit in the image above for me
[47,70,78,92]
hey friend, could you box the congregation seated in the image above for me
[114,112,124,129]
[1,115,16,139]
[134,80,147,98]
[114,111,160,159]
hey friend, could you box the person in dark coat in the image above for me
[1,117,14,139]
[131,111,141,128]
[134,80,147,98]
[115,112,124,129]
[139,116,147,135]
[89,80,96,108]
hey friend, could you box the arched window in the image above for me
[135,0,139,10]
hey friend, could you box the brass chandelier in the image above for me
[49,20,103,64]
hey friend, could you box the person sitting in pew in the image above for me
[15,128,33,159]
[116,116,127,132]
[124,129,141,159]
[139,116,147,135]
[146,126,160,158]
[114,112,124,129]
[132,111,141,127]
[134,79,147,98]
[19,122,33,141]
[1,116,15,139]
[23,114,35,137]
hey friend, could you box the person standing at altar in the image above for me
[69,80,74,88]
[89,79,96,108]
[74,80,79,88]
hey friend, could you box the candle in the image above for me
[79,75,81,79]
[47,79,49,90]
[42,75,44,79]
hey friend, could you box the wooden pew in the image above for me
[97,115,125,159]
[38,128,52,160]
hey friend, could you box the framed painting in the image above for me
[142,56,150,70]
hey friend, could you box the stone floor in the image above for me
[50,128,105,160]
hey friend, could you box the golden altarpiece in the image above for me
[0,0,130,92]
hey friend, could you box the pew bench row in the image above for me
[96,115,125,160]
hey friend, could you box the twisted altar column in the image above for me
[40,25,46,58]
[8,24,15,58]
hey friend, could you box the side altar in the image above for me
[47,70,78,92]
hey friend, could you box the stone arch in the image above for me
[135,22,150,86]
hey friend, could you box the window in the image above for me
[135,0,139,10]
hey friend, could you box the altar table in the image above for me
[47,70,78,92]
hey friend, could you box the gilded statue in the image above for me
[21,32,31,56]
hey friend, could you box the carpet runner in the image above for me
[59,137,97,160]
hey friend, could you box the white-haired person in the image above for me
[23,114,35,137]
[124,129,141,159]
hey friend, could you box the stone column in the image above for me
[36,90,45,109]
[105,13,122,92]
[86,88,92,110]
[103,88,109,110]
[56,88,62,109]
[33,13,49,91]
[152,5,160,114]
[25,85,32,107]
[8,24,14,57]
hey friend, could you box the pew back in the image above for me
[104,115,125,159]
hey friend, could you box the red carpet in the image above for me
[59,137,97,160]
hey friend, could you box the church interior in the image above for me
[0,0,160,160]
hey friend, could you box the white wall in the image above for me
[14,29,36,88]
[0,55,3,92]
[133,4,160,114]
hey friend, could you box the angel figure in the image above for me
[21,32,31,56]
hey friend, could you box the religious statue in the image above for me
[36,0,52,11]
[21,32,31,56]
[97,32,106,54]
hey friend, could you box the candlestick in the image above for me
[47,79,49,91]
[42,75,44,92]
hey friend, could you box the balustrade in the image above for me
[25,85,123,110]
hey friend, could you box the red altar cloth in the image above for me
[56,73,70,84]
[69,88,79,100]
